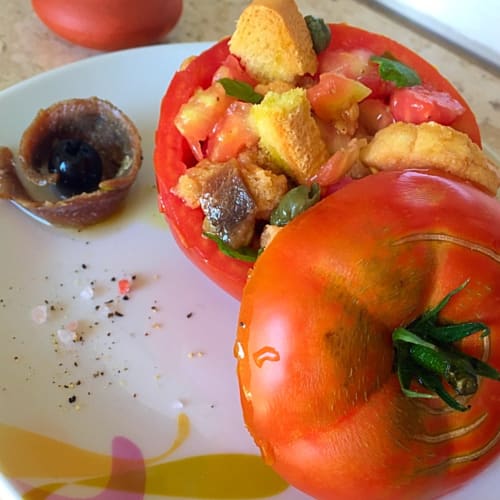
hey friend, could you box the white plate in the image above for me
[0,43,498,500]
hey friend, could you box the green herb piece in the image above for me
[217,78,264,104]
[370,55,421,87]
[204,232,258,262]
[270,183,321,227]
[304,15,332,53]
[393,280,499,411]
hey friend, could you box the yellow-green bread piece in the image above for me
[249,88,329,184]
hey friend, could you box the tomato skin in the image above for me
[236,170,500,499]
[32,0,182,51]
[154,24,482,300]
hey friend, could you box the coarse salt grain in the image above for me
[100,303,116,317]
[57,328,77,345]
[187,351,205,358]
[171,399,185,409]
[80,284,95,300]
[31,304,48,324]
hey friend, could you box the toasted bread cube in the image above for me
[360,121,500,194]
[239,162,289,218]
[229,0,317,83]
[250,88,330,183]
[172,161,222,208]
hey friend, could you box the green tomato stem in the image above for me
[393,280,499,411]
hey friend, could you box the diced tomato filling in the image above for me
[206,101,259,162]
[306,72,371,121]
[310,138,368,187]
[318,48,394,99]
[212,54,257,86]
[175,50,466,174]
[171,48,471,250]
[390,85,466,125]
[358,98,395,135]
[318,48,373,78]
[174,82,234,161]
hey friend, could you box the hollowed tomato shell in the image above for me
[154,24,481,300]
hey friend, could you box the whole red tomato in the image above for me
[154,24,481,300]
[235,169,500,500]
[32,0,182,51]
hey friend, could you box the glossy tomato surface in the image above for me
[236,170,500,500]
[154,24,482,300]
[32,0,182,51]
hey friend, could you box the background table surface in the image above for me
[1,0,499,155]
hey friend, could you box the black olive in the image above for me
[48,139,103,197]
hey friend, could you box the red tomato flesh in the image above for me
[390,85,466,125]
[358,98,395,134]
[318,48,394,99]
[174,83,235,161]
[206,102,259,162]
[306,72,371,120]
[212,54,257,86]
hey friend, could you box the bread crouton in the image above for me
[360,121,500,194]
[249,87,330,183]
[240,162,289,218]
[172,161,222,208]
[229,0,318,83]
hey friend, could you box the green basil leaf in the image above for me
[304,15,332,53]
[204,232,258,262]
[270,183,321,227]
[217,78,264,104]
[370,55,421,87]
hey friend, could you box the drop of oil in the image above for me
[253,346,280,367]
[242,386,252,402]
[233,340,246,360]
[258,439,276,466]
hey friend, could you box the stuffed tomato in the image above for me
[154,2,483,300]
